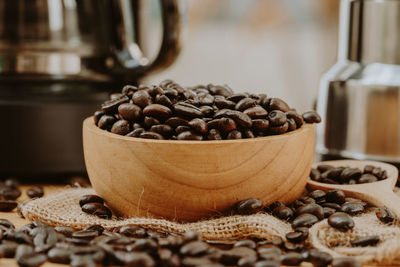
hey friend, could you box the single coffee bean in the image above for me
[267,98,290,112]
[221,246,257,266]
[285,231,306,244]
[143,104,172,120]
[254,260,280,267]
[310,169,321,181]
[97,115,116,130]
[0,200,18,212]
[280,252,303,266]
[296,204,324,220]
[101,95,129,113]
[268,201,284,211]
[331,257,362,267]
[252,119,270,132]
[140,131,164,140]
[177,131,203,141]
[376,206,395,224]
[150,124,173,137]
[214,96,236,109]
[327,167,345,179]
[208,84,234,97]
[118,103,142,121]
[132,90,152,108]
[26,186,44,199]
[308,190,326,202]
[234,198,263,215]
[351,235,380,247]
[174,102,203,119]
[17,253,47,267]
[165,117,189,128]
[234,240,256,249]
[207,129,222,140]
[179,241,208,256]
[328,212,354,231]
[226,110,253,128]
[81,203,112,219]
[188,118,208,134]
[269,122,289,134]
[0,187,22,200]
[243,106,268,119]
[155,94,173,109]
[218,118,237,133]
[322,203,341,210]
[122,85,137,96]
[272,206,293,221]
[268,110,287,126]
[287,118,297,131]
[111,120,131,135]
[302,111,321,123]
[325,190,346,204]
[93,111,104,126]
[176,125,191,134]
[358,173,378,183]
[79,195,104,207]
[226,93,248,103]
[199,105,214,117]
[54,226,74,237]
[340,202,365,215]
[283,241,304,252]
[340,168,362,183]
[291,213,319,228]
[286,111,304,128]
[235,98,257,111]
[363,165,374,174]
[242,129,255,139]
[304,248,333,267]
[72,229,99,239]
[238,256,257,267]
[227,130,242,139]
[47,247,71,264]
[317,164,334,172]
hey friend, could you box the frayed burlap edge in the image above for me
[20,188,400,265]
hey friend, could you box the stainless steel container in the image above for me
[0,0,184,177]
[317,0,400,163]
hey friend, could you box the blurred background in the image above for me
[142,0,340,111]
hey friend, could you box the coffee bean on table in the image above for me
[0,200,18,212]
[331,257,363,267]
[304,248,333,267]
[328,212,354,231]
[291,213,319,228]
[26,186,44,199]
[79,195,104,207]
[351,235,380,247]
[302,111,321,123]
[376,206,395,224]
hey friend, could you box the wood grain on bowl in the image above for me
[83,117,315,222]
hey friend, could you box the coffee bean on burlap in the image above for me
[328,212,354,231]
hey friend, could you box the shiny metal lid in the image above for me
[340,0,400,65]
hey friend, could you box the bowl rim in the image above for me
[83,116,315,145]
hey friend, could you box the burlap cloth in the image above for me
[20,188,400,265]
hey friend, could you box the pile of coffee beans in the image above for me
[310,164,388,184]
[0,178,45,213]
[93,80,321,140]
[0,219,363,267]
[79,195,112,219]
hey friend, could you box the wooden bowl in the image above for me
[83,117,315,222]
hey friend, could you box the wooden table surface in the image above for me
[0,185,392,267]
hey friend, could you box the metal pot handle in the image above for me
[113,0,183,77]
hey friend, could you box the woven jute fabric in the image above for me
[20,188,400,265]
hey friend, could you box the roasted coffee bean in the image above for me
[268,110,287,126]
[238,256,257,267]
[286,111,304,128]
[79,195,104,207]
[234,240,256,249]
[351,235,380,247]
[243,106,268,119]
[26,186,44,199]
[111,120,131,135]
[252,119,270,132]
[199,105,214,117]
[363,165,374,173]
[225,110,253,128]
[227,130,242,139]
[126,128,145,137]
[122,85,137,96]
[328,212,354,231]
[101,95,129,113]
[376,206,395,224]
[140,131,164,140]
[81,203,112,219]
[208,84,234,97]
[268,201,284,211]
[227,93,248,103]
[287,118,297,131]
[322,202,341,210]
[54,226,74,237]
[285,231,307,244]
[179,241,208,256]
[242,129,255,139]
[143,104,172,120]
[291,213,319,228]
[0,200,18,212]
[132,90,152,108]
[317,164,334,173]
[331,257,362,267]
[302,111,321,123]
[300,196,316,205]
[296,204,324,220]
[177,131,203,141]
[308,190,326,202]
[155,94,173,108]
[340,202,365,215]
[304,248,333,267]
[272,206,293,221]
[118,103,142,121]
[47,247,71,264]
[235,98,257,111]
[165,117,189,128]
[234,198,263,215]
[220,247,257,265]
[174,102,203,119]
[265,98,290,112]
[97,115,116,130]
[0,242,18,257]
[176,125,192,134]
[0,187,22,200]
[150,124,173,137]
[358,173,378,183]
[188,118,208,134]
[93,111,104,126]
[17,253,47,267]
[218,118,237,133]
[325,190,346,204]
[310,169,321,181]
[269,122,289,135]
[340,168,362,183]
[280,252,303,266]
[283,241,303,252]
[326,167,345,179]
[72,229,99,239]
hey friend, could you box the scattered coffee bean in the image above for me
[291,213,319,228]
[79,195,104,207]
[351,235,380,247]
[340,202,365,215]
[26,186,44,199]
[234,198,263,215]
[302,111,321,123]
[328,212,354,231]
[0,200,18,212]
[376,206,395,224]
[331,257,363,267]
[81,203,112,219]
[280,252,303,266]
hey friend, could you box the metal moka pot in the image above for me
[317,0,400,163]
